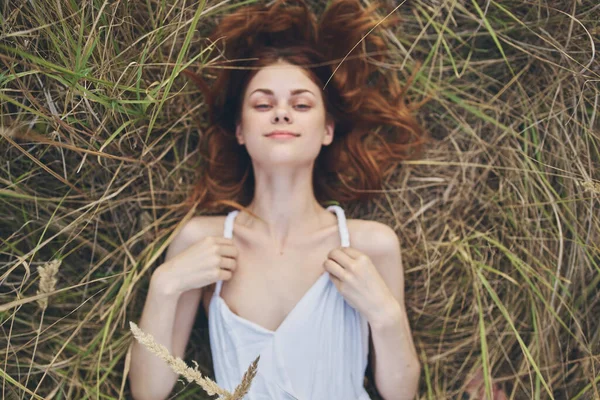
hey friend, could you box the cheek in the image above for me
[243,109,272,124]
[307,116,327,133]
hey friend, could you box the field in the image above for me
[1,0,599,399]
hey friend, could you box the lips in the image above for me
[265,130,300,137]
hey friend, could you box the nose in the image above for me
[271,107,292,124]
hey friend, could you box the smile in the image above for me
[266,133,299,139]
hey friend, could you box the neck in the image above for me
[240,168,329,253]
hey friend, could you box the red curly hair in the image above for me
[183,0,431,217]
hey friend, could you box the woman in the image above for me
[128,0,461,398]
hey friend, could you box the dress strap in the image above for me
[216,207,348,296]
[223,210,239,239]
[216,210,240,296]
[326,205,350,247]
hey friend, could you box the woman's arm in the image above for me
[370,304,421,400]
[365,223,421,400]
[128,220,207,400]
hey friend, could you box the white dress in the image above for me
[208,205,371,399]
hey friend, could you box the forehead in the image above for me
[246,64,319,96]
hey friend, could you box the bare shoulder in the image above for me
[346,218,404,303]
[166,215,227,259]
[346,218,399,258]
[185,215,227,237]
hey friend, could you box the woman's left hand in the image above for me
[323,246,396,324]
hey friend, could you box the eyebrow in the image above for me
[250,88,315,97]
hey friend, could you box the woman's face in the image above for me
[236,60,334,167]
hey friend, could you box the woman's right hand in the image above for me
[152,236,238,296]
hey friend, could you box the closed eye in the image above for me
[255,104,311,110]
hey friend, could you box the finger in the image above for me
[219,257,237,271]
[329,272,341,287]
[214,237,236,245]
[340,246,363,259]
[324,258,347,280]
[328,248,355,267]
[217,244,239,259]
[218,268,233,280]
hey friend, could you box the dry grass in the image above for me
[129,322,258,400]
[1,0,599,399]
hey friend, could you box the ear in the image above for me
[236,122,244,145]
[323,115,335,146]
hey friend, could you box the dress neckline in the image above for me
[214,205,349,335]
